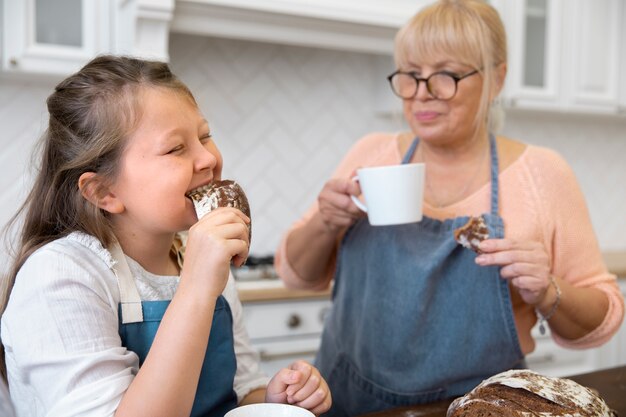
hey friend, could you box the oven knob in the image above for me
[287,314,301,329]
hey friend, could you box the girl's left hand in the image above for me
[475,238,551,306]
[265,360,332,415]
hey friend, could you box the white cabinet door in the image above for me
[502,0,563,110]
[2,0,112,75]
[620,5,626,115]
[562,0,622,114]
[500,0,624,115]
[2,0,174,77]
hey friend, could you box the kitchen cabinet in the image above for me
[171,0,427,54]
[2,0,111,75]
[241,296,331,376]
[1,0,174,77]
[620,9,626,114]
[496,0,625,115]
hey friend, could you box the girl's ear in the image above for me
[78,172,124,214]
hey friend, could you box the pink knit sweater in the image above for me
[275,132,624,355]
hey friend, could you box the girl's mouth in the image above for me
[186,183,213,198]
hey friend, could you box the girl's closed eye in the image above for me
[167,144,184,154]
[199,132,212,144]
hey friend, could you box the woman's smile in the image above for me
[414,110,440,122]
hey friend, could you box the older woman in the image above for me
[274,0,624,416]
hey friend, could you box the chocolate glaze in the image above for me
[188,179,251,242]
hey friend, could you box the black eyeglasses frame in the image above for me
[386,69,480,100]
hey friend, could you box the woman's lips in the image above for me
[414,111,439,122]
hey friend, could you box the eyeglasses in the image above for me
[387,69,480,100]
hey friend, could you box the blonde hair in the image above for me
[394,0,507,133]
[0,55,196,380]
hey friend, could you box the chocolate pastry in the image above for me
[188,179,251,242]
[454,216,489,253]
[447,369,615,417]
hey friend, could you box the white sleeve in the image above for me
[1,242,138,417]
[223,272,270,403]
[0,378,16,417]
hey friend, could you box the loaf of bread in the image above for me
[188,179,251,242]
[447,369,615,417]
[454,216,489,253]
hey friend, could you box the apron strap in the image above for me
[402,137,419,164]
[110,242,144,324]
[488,133,500,215]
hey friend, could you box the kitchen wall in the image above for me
[1,33,625,268]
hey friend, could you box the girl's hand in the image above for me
[475,238,552,306]
[318,177,365,234]
[265,360,332,416]
[182,207,250,297]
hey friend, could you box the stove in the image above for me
[233,255,278,281]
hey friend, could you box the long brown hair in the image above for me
[0,55,195,379]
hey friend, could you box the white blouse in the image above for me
[1,232,268,417]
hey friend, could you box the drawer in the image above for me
[242,299,332,341]
[253,336,322,376]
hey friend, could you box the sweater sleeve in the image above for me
[529,148,624,348]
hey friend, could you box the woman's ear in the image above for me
[78,172,124,214]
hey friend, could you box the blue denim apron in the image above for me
[316,135,524,416]
[110,244,238,417]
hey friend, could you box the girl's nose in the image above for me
[195,144,218,172]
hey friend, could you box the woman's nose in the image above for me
[414,80,432,101]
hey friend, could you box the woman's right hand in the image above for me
[317,177,365,234]
[182,207,250,298]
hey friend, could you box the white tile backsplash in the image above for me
[0,34,625,268]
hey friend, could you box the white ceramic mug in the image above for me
[350,163,425,226]
[225,403,315,417]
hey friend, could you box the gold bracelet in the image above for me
[536,276,561,336]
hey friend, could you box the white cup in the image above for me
[350,163,425,226]
[225,404,314,417]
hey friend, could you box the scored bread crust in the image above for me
[446,369,615,417]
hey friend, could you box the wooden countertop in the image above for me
[236,280,331,302]
[604,251,626,278]
[358,365,626,417]
[237,251,626,302]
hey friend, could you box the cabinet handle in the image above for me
[259,349,319,361]
[287,314,301,329]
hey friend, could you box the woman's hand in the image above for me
[182,207,250,297]
[318,177,365,234]
[475,238,552,306]
[265,360,332,416]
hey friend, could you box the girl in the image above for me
[0,55,331,417]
